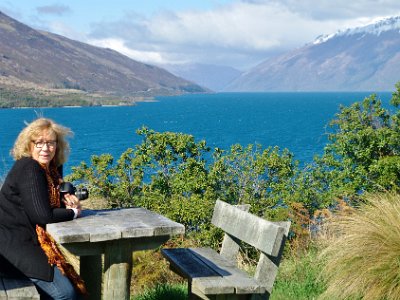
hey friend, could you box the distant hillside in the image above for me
[0,11,207,107]
[225,16,400,92]
[162,63,243,92]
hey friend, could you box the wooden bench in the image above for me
[162,199,290,300]
[0,277,40,299]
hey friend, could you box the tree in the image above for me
[312,84,400,206]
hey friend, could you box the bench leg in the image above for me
[250,294,270,300]
[103,240,132,300]
[189,281,210,300]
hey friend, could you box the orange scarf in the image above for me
[36,163,88,296]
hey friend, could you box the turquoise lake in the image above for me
[0,92,392,175]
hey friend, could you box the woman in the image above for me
[0,118,85,299]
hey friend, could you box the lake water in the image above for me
[0,92,392,176]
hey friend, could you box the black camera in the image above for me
[59,182,89,200]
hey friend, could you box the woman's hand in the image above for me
[63,194,82,217]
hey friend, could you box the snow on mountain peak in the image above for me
[313,15,400,45]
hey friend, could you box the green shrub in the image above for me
[67,127,299,248]
[312,84,400,206]
[67,83,400,253]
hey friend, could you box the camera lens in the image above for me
[59,182,89,200]
[75,188,89,200]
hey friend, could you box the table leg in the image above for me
[103,240,132,300]
[80,255,102,300]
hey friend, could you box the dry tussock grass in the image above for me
[318,193,400,300]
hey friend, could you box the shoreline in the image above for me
[5,99,159,109]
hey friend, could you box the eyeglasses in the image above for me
[32,140,57,149]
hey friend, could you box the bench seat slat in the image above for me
[0,277,40,300]
[161,248,221,278]
[0,278,7,299]
[191,248,265,295]
[162,248,265,295]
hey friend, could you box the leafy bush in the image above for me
[67,127,299,246]
[311,83,400,206]
[67,83,400,252]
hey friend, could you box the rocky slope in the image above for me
[0,11,207,104]
[225,16,400,92]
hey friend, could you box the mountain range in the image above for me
[1,10,399,100]
[161,63,243,92]
[0,11,207,106]
[225,16,400,92]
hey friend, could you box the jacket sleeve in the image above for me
[18,160,74,225]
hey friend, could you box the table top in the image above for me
[47,207,185,244]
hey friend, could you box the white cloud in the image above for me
[46,20,87,41]
[38,1,400,69]
[88,38,165,63]
[244,0,400,20]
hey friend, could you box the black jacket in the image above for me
[0,157,74,281]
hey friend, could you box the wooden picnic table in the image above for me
[46,207,185,300]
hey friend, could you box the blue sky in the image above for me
[2,1,400,70]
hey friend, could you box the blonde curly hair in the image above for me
[11,118,73,166]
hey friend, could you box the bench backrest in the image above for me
[211,200,287,257]
[211,200,291,295]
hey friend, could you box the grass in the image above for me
[132,283,187,300]
[318,193,400,300]
[270,248,326,300]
